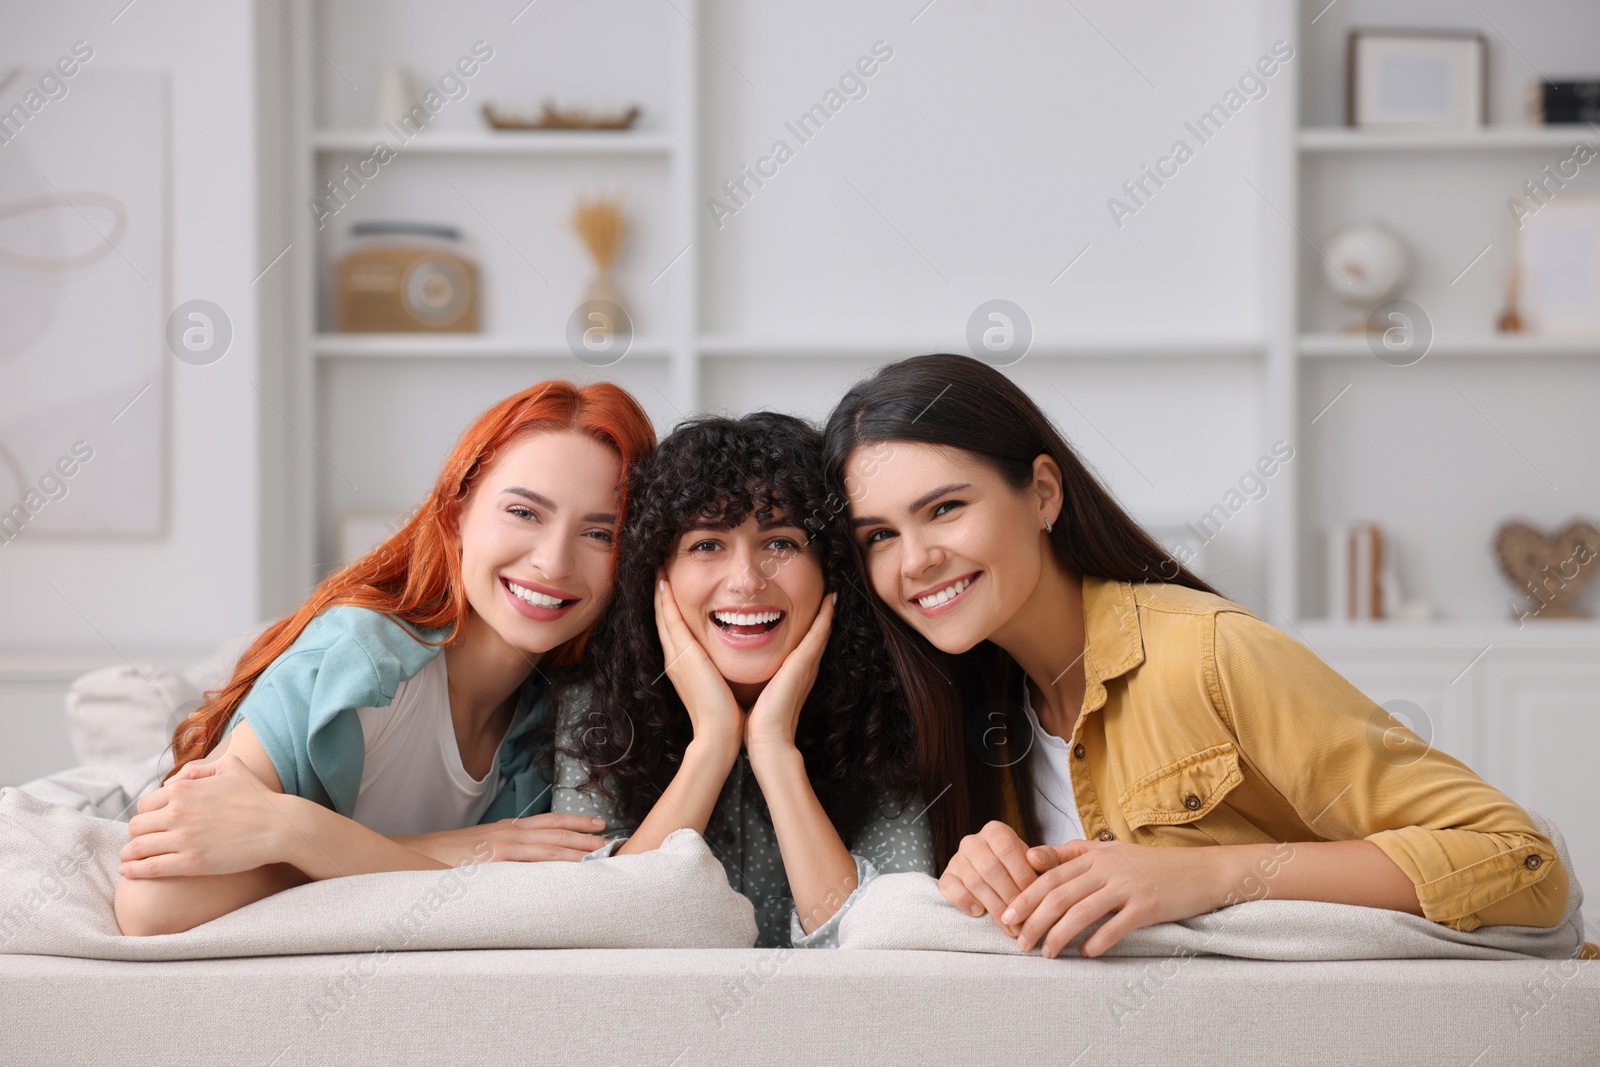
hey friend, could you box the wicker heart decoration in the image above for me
[1494,519,1600,619]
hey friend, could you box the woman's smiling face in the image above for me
[457,430,623,657]
[664,512,825,692]
[844,441,1057,654]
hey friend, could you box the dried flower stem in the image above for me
[573,193,625,270]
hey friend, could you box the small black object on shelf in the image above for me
[1536,80,1600,125]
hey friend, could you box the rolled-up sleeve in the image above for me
[1208,609,1568,931]
[788,791,935,948]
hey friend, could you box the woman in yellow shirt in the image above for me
[822,353,1574,960]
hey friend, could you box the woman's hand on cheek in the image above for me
[1002,839,1228,958]
[654,572,743,755]
[745,592,834,759]
[118,755,291,879]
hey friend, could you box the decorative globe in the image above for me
[1323,218,1410,311]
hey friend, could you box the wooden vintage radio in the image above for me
[335,221,480,333]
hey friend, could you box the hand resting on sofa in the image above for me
[837,810,1592,962]
[0,787,756,961]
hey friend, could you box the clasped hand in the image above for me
[938,820,1229,958]
[120,754,291,879]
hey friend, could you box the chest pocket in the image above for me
[1117,742,1254,846]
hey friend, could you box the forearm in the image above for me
[750,745,858,934]
[618,739,736,855]
[271,793,450,878]
[116,803,449,937]
[115,863,308,936]
[1210,839,1423,916]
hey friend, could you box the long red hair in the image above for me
[167,379,656,778]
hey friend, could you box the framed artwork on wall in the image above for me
[0,68,167,537]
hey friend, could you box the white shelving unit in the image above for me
[270,0,1275,606]
[1280,0,1600,895]
[155,0,1600,895]
[271,0,700,591]
[1281,0,1600,633]
[265,0,1600,652]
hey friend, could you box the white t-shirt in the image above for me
[349,653,522,837]
[1020,683,1086,847]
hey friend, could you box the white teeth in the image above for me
[712,610,782,626]
[916,576,972,609]
[507,581,565,609]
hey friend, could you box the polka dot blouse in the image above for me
[551,682,935,948]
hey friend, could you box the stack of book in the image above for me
[1535,80,1600,124]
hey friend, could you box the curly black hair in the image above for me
[561,411,922,840]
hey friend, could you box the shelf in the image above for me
[314,334,673,360]
[696,336,1263,360]
[1294,619,1600,651]
[312,129,674,156]
[1298,126,1599,152]
[320,335,1260,363]
[1297,333,1600,359]
[322,333,1594,363]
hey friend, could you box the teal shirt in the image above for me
[225,605,552,825]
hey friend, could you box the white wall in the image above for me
[695,0,1276,608]
[698,0,1269,341]
[0,0,262,655]
[274,0,1282,618]
[0,0,1318,654]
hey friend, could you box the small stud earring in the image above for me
[1044,517,1053,533]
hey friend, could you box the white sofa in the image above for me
[7,948,1598,1066]
[3,646,1598,1067]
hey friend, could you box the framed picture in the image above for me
[0,71,168,536]
[1516,193,1600,335]
[1347,29,1487,129]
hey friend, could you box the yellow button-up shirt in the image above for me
[1000,574,1572,933]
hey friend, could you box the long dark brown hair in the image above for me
[822,353,1221,867]
[563,411,921,840]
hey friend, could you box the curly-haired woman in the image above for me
[554,411,931,947]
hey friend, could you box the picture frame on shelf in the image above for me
[1515,192,1600,335]
[1347,29,1487,130]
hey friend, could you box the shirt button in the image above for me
[1183,793,1202,811]
[1525,854,1543,870]
[1097,830,1115,841]
[1073,743,1086,759]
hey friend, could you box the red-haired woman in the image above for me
[114,380,655,935]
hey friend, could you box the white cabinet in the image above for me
[1302,624,1600,925]
[1482,660,1600,916]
